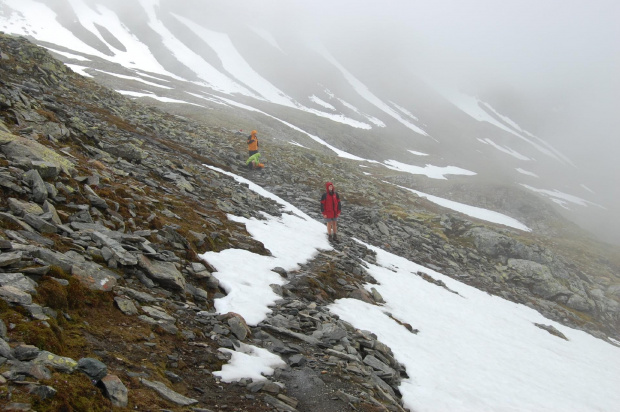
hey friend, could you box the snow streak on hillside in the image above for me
[520,184,605,210]
[136,0,251,92]
[443,89,572,165]
[173,13,296,106]
[316,45,431,138]
[393,183,531,231]
[1,0,108,59]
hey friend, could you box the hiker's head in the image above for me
[251,130,257,136]
[325,182,334,193]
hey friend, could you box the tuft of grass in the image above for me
[67,277,113,310]
[36,277,69,310]
[44,234,75,253]
[12,318,64,354]
[148,215,164,230]
[48,265,70,279]
[0,218,24,231]
[35,108,58,122]
[29,372,112,411]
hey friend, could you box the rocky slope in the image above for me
[0,33,618,411]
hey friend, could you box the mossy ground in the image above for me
[0,276,273,411]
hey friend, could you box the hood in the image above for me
[325,181,334,193]
[251,130,257,136]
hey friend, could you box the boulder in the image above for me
[99,375,128,407]
[137,255,186,292]
[0,132,74,175]
[507,259,571,300]
[71,259,120,291]
[140,379,198,406]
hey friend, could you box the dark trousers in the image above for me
[249,150,258,156]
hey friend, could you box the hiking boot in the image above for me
[328,233,333,241]
[333,233,338,242]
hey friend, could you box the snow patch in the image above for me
[213,343,286,383]
[478,138,531,160]
[520,184,604,210]
[117,90,204,106]
[408,150,429,156]
[66,64,93,78]
[392,182,530,231]
[383,159,476,180]
[516,168,539,178]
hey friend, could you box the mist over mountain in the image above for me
[1,0,618,245]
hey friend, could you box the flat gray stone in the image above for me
[13,344,41,361]
[227,314,250,341]
[24,213,57,234]
[363,355,397,379]
[141,306,175,322]
[0,252,23,267]
[71,259,119,291]
[31,160,60,179]
[23,169,47,203]
[8,198,43,216]
[83,184,108,209]
[0,337,12,358]
[114,297,138,315]
[33,351,78,373]
[261,325,320,346]
[100,375,128,407]
[138,255,185,291]
[0,212,34,232]
[0,285,32,305]
[32,248,73,273]
[28,384,57,400]
[77,357,108,381]
[90,231,137,266]
[140,378,198,406]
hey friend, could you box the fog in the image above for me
[174,0,620,161]
[171,0,620,239]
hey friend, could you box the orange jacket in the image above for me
[247,130,258,151]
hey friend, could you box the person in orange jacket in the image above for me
[320,181,341,241]
[247,130,259,156]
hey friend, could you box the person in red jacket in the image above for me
[320,181,341,241]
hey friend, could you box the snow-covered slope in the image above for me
[198,165,620,412]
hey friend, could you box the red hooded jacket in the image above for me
[320,182,341,219]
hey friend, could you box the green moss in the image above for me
[13,319,64,354]
[30,372,112,411]
[67,277,113,310]
[36,278,69,310]
[48,265,70,279]
[0,218,24,231]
